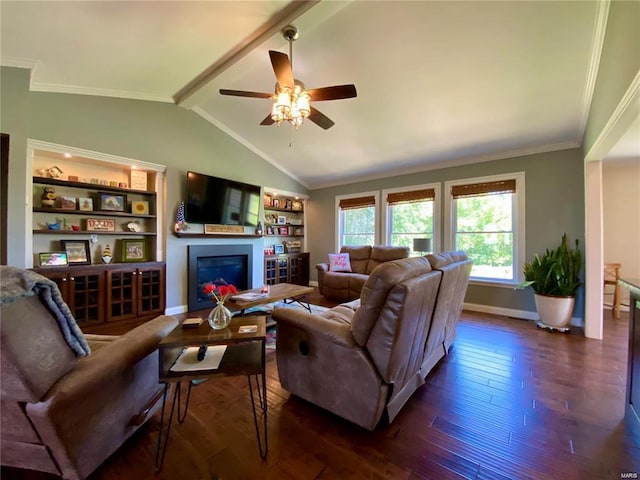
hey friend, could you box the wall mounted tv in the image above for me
[185,171,261,227]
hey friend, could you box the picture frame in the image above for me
[122,239,147,262]
[266,226,274,235]
[39,251,68,267]
[59,196,76,210]
[277,215,287,224]
[274,244,285,254]
[291,200,303,211]
[263,194,272,207]
[86,218,116,232]
[98,192,126,212]
[131,200,149,215]
[78,197,93,211]
[60,239,91,265]
[285,199,293,210]
[272,198,280,208]
[278,226,289,235]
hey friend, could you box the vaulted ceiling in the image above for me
[1,1,620,189]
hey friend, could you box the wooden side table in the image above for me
[155,316,268,470]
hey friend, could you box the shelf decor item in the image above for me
[60,196,76,210]
[130,170,148,190]
[122,239,147,262]
[78,197,93,211]
[39,251,68,267]
[132,200,149,215]
[41,187,56,207]
[60,239,91,265]
[98,192,126,212]
[101,244,112,264]
[203,283,238,330]
[86,218,115,232]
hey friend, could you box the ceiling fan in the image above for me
[219,25,357,130]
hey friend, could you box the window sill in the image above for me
[469,278,520,289]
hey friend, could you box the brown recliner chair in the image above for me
[1,267,178,480]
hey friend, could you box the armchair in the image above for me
[1,267,178,480]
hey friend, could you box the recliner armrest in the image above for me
[315,263,330,292]
[272,308,356,348]
[39,315,178,403]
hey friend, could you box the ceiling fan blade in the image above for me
[260,114,275,126]
[219,89,272,99]
[269,50,294,89]
[307,84,357,101]
[308,107,335,130]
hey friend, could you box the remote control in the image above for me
[197,345,207,361]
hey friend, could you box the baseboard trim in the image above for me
[463,302,583,327]
[309,280,319,287]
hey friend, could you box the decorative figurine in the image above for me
[255,221,263,236]
[174,201,189,232]
[101,244,112,264]
[41,186,56,207]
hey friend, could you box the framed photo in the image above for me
[285,199,293,210]
[277,215,287,224]
[98,192,126,212]
[272,198,280,208]
[60,239,91,265]
[78,197,93,211]
[278,226,289,235]
[266,226,274,235]
[263,194,272,207]
[131,200,149,215]
[86,218,116,232]
[294,227,304,236]
[39,252,68,267]
[291,200,303,211]
[59,196,76,210]
[274,244,285,254]
[122,239,147,262]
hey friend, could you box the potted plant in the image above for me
[517,234,582,332]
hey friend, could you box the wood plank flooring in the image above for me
[4,302,639,480]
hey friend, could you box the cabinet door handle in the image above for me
[62,277,68,282]
[69,277,75,281]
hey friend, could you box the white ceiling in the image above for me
[1,1,618,189]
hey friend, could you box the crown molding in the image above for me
[29,81,174,103]
[576,0,611,144]
[192,106,309,189]
[308,141,580,190]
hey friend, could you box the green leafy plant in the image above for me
[516,234,582,296]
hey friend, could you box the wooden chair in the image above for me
[604,262,621,319]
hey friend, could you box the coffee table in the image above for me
[154,315,268,470]
[227,283,314,316]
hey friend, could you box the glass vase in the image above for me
[208,301,232,330]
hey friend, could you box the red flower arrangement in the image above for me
[203,283,238,304]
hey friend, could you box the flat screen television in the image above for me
[185,171,261,227]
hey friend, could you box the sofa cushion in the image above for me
[340,245,372,274]
[351,256,433,346]
[328,253,352,272]
[366,246,410,274]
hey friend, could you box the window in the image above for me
[445,173,525,284]
[383,184,440,255]
[336,192,378,249]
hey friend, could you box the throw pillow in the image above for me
[328,253,352,272]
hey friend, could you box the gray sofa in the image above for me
[0,267,178,480]
[273,251,472,430]
[316,245,410,302]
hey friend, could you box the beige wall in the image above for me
[603,159,640,307]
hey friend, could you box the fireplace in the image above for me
[188,244,253,312]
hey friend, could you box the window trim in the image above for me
[444,172,525,285]
[381,183,441,252]
[335,190,380,251]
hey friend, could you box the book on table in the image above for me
[232,292,269,302]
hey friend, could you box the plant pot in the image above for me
[534,293,575,332]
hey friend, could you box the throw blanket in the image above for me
[0,266,90,357]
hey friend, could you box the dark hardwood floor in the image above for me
[4,299,639,480]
